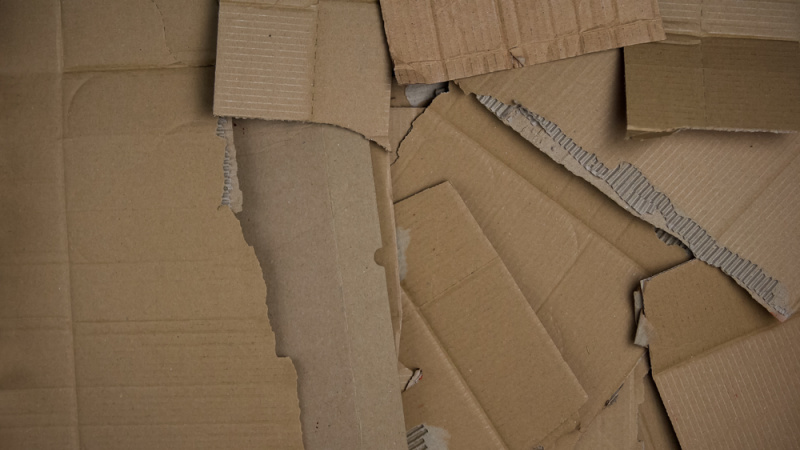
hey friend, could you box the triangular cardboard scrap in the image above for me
[380,0,666,84]
[395,182,587,449]
[231,120,407,450]
[624,0,800,135]
[640,260,799,449]
[1,1,303,448]
[459,49,800,320]
[214,0,392,148]
[392,85,689,443]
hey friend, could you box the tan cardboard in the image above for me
[460,49,800,319]
[641,260,799,449]
[389,107,425,158]
[392,86,688,443]
[395,182,586,449]
[232,120,407,450]
[638,372,680,450]
[624,0,800,135]
[380,0,666,84]
[1,1,303,448]
[214,0,392,147]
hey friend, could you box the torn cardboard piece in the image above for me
[641,260,798,449]
[392,86,688,442]
[1,1,304,447]
[396,182,586,449]
[380,0,666,84]
[460,49,800,319]
[232,120,407,450]
[389,107,425,159]
[624,1,800,135]
[214,0,392,148]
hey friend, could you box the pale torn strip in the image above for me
[396,227,410,281]
[407,424,450,450]
[478,95,791,321]
[216,117,243,213]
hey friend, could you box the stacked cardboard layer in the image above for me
[2,0,797,449]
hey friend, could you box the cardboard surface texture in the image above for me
[392,86,689,443]
[1,1,304,448]
[214,0,393,147]
[460,49,800,320]
[641,260,799,449]
[232,120,407,450]
[395,182,586,449]
[624,0,800,134]
[638,372,680,450]
[380,0,666,84]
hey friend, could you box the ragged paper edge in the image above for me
[217,117,243,213]
[478,95,792,321]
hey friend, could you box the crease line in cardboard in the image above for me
[477,95,790,320]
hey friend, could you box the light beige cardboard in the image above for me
[232,120,407,450]
[1,1,303,448]
[395,182,586,449]
[214,0,392,147]
[641,260,799,449]
[624,0,800,135]
[460,49,800,319]
[380,0,666,84]
[392,86,688,443]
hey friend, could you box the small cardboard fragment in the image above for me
[380,0,666,84]
[214,0,392,147]
[396,182,587,449]
[461,49,800,319]
[624,1,800,134]
[642,260,799,449]
[233,120,406,449]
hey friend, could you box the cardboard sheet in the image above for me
[641,260,798,449]
[1,1,303,448]
[232,120,407,450]
[624,0,800,135]
[214,0,392,147]
[460,49,800,320]
[395,182,586,449]
[638,372,680,450]
[380,0,666,84]
[392,86,689,443]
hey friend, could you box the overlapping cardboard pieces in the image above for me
[2,1,303,448]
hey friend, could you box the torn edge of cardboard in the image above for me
[217,117,243,212]
[478,95,791,321]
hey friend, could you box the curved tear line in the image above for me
[478,95,790,320]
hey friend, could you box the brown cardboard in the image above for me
[638,372,680,450]
[214,0,393,147]
[395,182,586,449]
[624,1,800,135]
[379,0,666,84]
[460,49,800,319]
[232,120,407,450]
[389,107,425,158]
[1,1,303,448]
[392,86,688,442]
[641,260,799,449]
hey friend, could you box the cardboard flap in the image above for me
[214,0,392,147]
[379,0,666,84]
[395,182,586,449]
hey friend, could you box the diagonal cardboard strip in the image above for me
[214,0,392,148]
[624,0,800,135]
[395,182,587,449]
[392,85,689,445]
[231,120,407,450]
[380,0,667,84]
[1,0,303,448]
[640,260,799,449]
[459,49,800,319]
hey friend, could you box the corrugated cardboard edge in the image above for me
[477,95,792,321]
[217,117,243,212]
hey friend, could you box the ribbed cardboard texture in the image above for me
[380,0,666,84]
[231,120,406,450]
[624,0,800,135]
[460,49,800,320]
[214,0,392,147]
[641,260,799,449]
[1,1,303,448]
[395,182,586,449]
[392,86,689,445]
